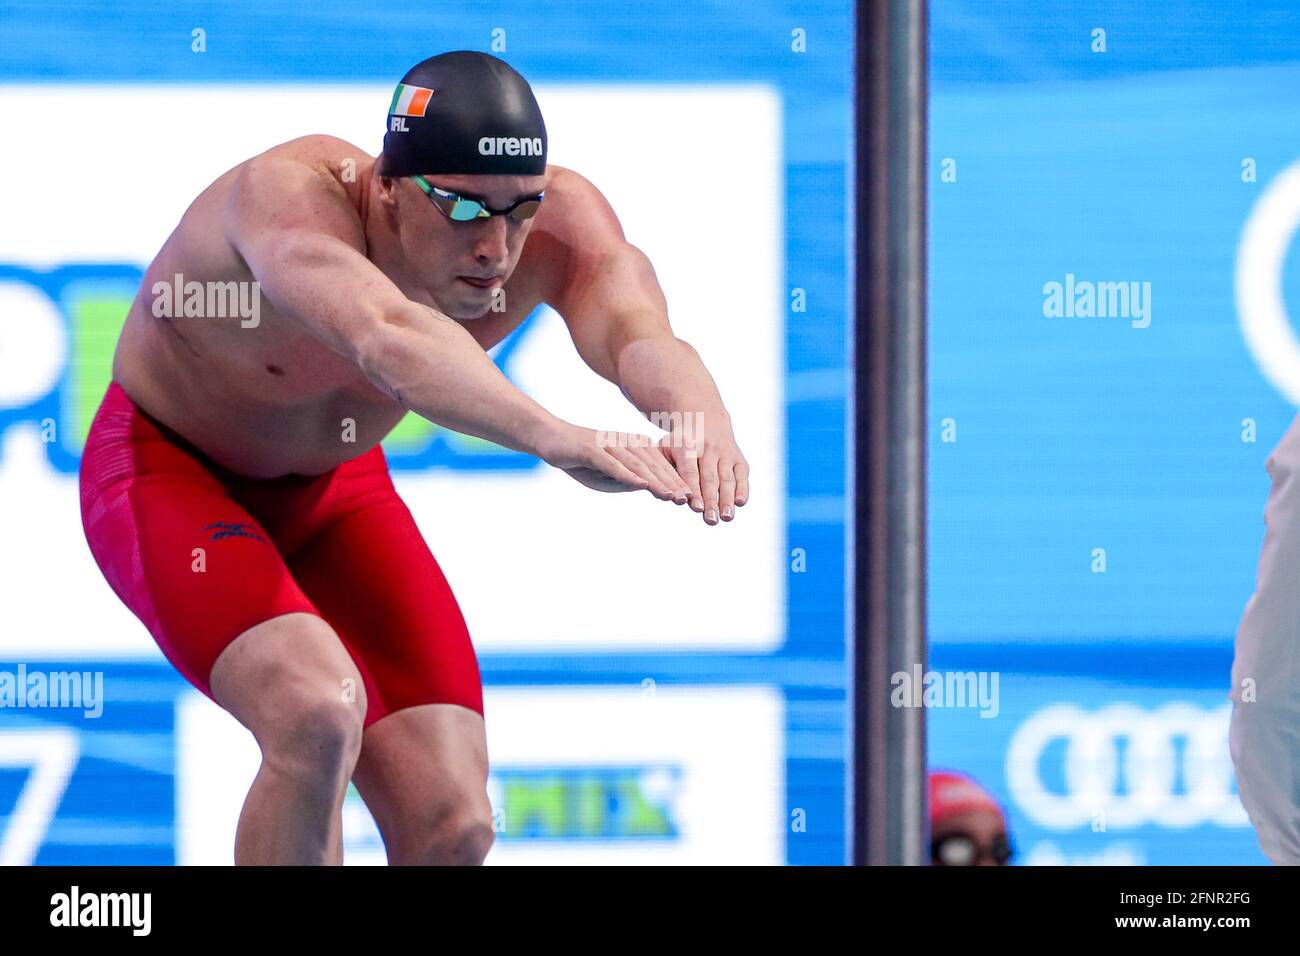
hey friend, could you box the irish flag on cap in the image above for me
[389,84,434,117]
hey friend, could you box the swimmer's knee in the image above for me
[387,795,495,866]
[209,613,367,773]
[265,694,366,779]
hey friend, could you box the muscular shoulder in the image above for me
[225,135,372,251]
[534,165,627,252]
[254,134,373,179]
[519,165,630,303]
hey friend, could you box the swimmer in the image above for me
[78,51,750,865]
[928,770,1014,866]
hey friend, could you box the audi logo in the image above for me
[1237,157,1300,405]
[1005,703,1249,830]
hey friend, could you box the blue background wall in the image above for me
[929,0,1300,864]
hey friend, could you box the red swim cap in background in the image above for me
[929,770,1007,826]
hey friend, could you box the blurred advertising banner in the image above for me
[926,648,1266,865]
[177,684,785,865]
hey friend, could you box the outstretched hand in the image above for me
[656,412,749,525]
[539,418,749,526]
[539,423,690,500]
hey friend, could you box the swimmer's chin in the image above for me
[433,297,493,321]
[445,305,492,321]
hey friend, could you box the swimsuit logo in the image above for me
[478,136,543,158]
[203,521,266,543]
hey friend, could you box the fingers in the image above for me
[607,444,676,499]
[674,443,704,513]
[595,450,650,491]
[646,443,692,504]
[698,452,721,524]
[718,459,737,521]
[650,437,691,504]
[691,453,749,525]
[589,432,747,526]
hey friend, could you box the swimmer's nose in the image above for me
[472,216,510,263]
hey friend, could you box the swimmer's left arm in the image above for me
[535,167,750,524]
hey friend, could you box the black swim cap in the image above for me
[380,51,547,178]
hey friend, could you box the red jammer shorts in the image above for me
[79,381,483,727]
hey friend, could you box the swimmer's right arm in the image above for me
[224,156,678,497]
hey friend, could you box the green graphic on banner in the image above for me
[67,286,132,450]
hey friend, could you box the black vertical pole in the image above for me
[850,0,928,866]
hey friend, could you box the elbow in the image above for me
[353,313,408,398]
[354,302,446,403]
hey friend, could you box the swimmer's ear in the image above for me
[374,161,401,208]
[378,181,407,218]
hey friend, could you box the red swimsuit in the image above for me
[79,381,483,727]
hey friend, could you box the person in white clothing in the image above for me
[1231,413,1300,864]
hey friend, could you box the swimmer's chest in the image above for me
[234,284,539,396]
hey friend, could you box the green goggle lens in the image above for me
[445,198,486,221]
[412,176,543,222]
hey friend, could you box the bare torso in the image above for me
[114,135,557,478]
